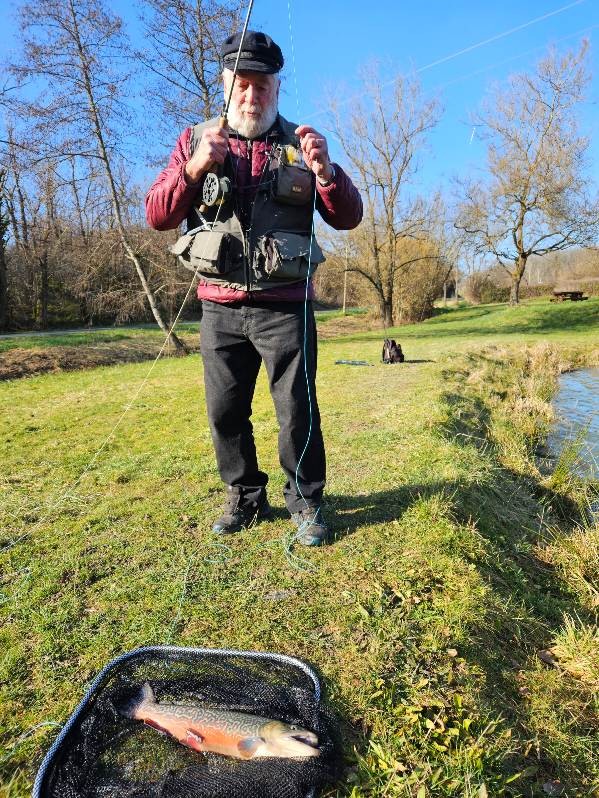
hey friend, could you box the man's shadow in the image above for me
[325,482,445,539]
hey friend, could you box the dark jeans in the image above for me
[200,299,326,513]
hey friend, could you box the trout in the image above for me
[121,682,320,759]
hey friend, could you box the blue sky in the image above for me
[263,0,599,191]
[2,0,599,194]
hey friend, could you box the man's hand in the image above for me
[185,125,230,184]
[295,125,334,183]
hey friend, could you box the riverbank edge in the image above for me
[350,340,598,796]
[449,342,597,789]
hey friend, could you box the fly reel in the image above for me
[202,172,232,207]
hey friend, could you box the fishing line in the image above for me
[287,0,301,119]
[3,1,258,554]
[223,0,256,118]
[434,23,599,93]
[0,722,62,768]
[316,21,599,171]
[292,191,318,511]
[415,0,587,75]
[1,203,228,555]
[283,0,328,556]
[164,549,197,645]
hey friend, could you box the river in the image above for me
[546,367,599,480]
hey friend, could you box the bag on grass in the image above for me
[382,339,404,364]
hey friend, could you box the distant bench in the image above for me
[551,290,589,302]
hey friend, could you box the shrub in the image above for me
[463,272,510,304]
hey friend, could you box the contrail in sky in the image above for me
[305,0,588,121]
[415,0,588,75]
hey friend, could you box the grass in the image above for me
[0,311,361,353]
[0,326,176,353]
[1,299,598,796]
[0,312,366,379]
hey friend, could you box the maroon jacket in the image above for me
[146,121,363,303]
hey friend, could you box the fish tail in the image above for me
[120,681,156,720]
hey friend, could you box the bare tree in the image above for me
[12,0,186,348]
[136,0,243,141]
[456,43,599,305]
[1,126,63,328]
[0,169,8,329]
[331,67,442,326]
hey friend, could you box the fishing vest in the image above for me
[170,115,325,292]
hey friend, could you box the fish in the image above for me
[121,682,320,760]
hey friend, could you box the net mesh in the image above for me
[39,649,340,798]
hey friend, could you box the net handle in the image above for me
[32,645,322,798]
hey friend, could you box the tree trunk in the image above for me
[381,298,394,328]
[509,255,527,305]
[39,254,49,329]
[0,242,8,330]
[80,297,91,326]
[0,196,8,331]
[68,0,187,353]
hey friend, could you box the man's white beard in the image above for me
[227,95,278,139]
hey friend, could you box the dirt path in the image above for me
[0,337,200,380]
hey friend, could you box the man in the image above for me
[146,30,362,545]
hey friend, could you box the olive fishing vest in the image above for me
[170,115,325,292]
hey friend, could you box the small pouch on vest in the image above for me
[255,232,325,281]
[169,230,242,275]
[271,163,314,206]
[169,232,195,257]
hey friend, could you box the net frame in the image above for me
[32,645,324,798]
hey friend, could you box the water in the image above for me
[547,367,599,480]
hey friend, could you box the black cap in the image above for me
[221,30,284,74]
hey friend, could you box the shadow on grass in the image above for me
[327,483,444,537]
[325,381,593,788]
[430,304,497,320]
[431,387,592,784]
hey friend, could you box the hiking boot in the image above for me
[290,506,329,546]
[212,486,273,534]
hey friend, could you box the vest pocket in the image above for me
[169,230,243,275]
[256,232,325,281]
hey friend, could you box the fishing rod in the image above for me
[223,0,256,120]
[200,0,255,209]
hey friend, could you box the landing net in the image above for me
[33,646,340,798]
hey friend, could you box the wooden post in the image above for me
[343,241,349,315]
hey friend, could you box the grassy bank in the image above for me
[0,325,200,380]
[1,300,598,796]
[0,311,368,379]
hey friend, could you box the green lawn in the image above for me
[0,310,364,353]
[0,324,199,353]
[1,300,598,796]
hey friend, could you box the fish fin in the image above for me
[184,729,206,752]
[120,681,156,719]
[140,682,156,704]
[144,719,169,736]
[237,737,264,759]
